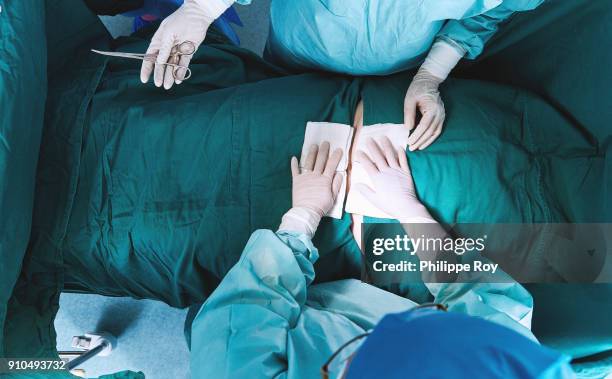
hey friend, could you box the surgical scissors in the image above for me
[91,40,195,80]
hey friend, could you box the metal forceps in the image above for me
[91,40,195,80]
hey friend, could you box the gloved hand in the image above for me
[354,137,434,223]
[140,0,230,90]
[404,68,445,151]
[404,40,464,151]
[279,142,344,238]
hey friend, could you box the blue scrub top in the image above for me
[264,0,543,75]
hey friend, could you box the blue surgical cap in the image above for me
[346,309,574,379]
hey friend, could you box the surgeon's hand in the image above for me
[355,137,434,223]
[292,142,343,216]
[279,142,343,238]
[140,0,220,89]
[404,68,446,151]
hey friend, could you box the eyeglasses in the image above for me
[320,303,448,379]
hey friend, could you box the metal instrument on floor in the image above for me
[59,331,117,374]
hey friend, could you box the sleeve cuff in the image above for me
[276,230,319,284]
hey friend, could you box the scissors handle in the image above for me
[166,63,192,81]
[175,41,196,55]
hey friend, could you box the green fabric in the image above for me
[58,42,361,301]
[2,1,144,378]
[460,0,612,148]
[3,0,110,362]
[1,0,610,378]
[362,76,607,225]
[53,51,608,304]
[0,0,47,357]
[526,284,612,359]
[456,0,612,366]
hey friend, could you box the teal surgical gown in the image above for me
[190,229,536,378]
[263,0,543,75]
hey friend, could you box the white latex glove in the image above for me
[354,137,434,223]
[279,142,343,238]
[404,40,464,151]
[140,0,230,90]
[404,68,445,151]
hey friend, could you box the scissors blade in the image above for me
[91,49,147,60]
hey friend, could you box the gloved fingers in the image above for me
[314,141,330,174]
[141,54,156,83]
[331,173,343,200]
[174,54,192,85]
[291,156,299,178]
[141,32,162,84]
[356,150,379,177]
[428,113,446,146]
[397,147,411,174]
[366,138,389,170]
[417,120,444,150]
[407,111,435,151]
[410,111,441,150]
[416,109,444,150]
[403,96,417,131]
[154,35,175,88]
[163,46,179,90]
[141,49,157,84]
[324,148,343,178]
[302,144,318,172]
[380,136,400,169]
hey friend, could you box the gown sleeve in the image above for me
[189,229,318,379]
[436,0,544,59]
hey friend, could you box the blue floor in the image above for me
[55,5,271,378]
[55,294,190,378]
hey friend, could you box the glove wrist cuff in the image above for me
[420,40,464,81]
[278,207,322,239]
[189,0,232,23]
